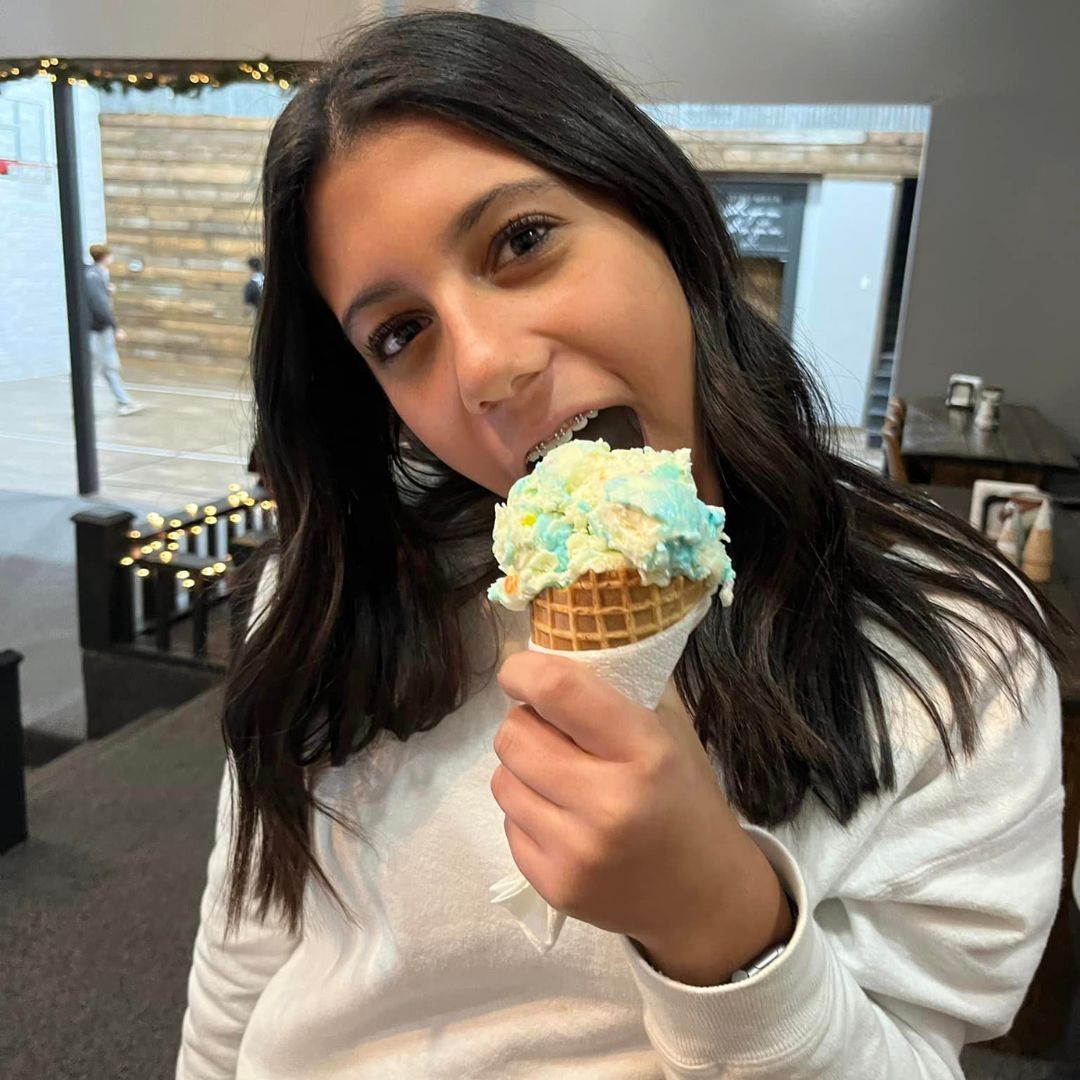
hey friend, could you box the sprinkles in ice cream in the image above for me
[488,439,735,612]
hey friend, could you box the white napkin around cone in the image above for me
[489,590,715,953]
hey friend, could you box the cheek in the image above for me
[382,378,505,493]
[383,376,456,455]
[571,241,694,389]
[605,285,695,407]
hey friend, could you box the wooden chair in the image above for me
[882,402,909,484]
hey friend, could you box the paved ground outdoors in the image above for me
[1,357,259,743]
[0,357,258,515]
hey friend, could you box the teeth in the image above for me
[528,410,599,466]
[543,428,574,454]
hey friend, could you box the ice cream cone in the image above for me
[1021,499,1053,583]
[489,440,731,952]
[529,568,710,651]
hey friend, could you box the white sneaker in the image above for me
[117,403,145,416]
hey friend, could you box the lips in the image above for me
[523,405,645,473]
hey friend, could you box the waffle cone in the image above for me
[529,568,709,651]
[1021,527,1052,583]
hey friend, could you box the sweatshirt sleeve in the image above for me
[177,556,297,1079]
[84,269,117,329]
[620,639,1064,1079]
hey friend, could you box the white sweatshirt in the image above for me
[177,565,1063,1079]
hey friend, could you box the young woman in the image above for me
[177,12,1064,1079]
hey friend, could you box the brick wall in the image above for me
[97,114,922,373]
[101,114,270,371]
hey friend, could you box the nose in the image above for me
[445,295,549,414]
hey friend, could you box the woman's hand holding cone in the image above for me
[493,651,793,985]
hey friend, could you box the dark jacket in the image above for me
[243,272,264,310]
[85,264,116,332]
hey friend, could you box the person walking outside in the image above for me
[243,255,264,314]
[86,244,143,416]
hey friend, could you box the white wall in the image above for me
[0,77,68,382]
[75,84,106,247]
[6,0,1080,448]
[793,179,899,428]
[0,80,105,382]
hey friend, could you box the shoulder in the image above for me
[237,552,278,643]
[244,551,280,639]
[866,541,1058,788]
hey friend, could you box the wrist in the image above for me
[635,832,795,986]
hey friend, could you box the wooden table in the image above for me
[917,484,1080,708]
[902,397,1077,487]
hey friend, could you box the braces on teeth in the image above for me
[526,409,600,465]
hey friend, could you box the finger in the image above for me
[494,705,592,807]
[490,761,568,843]
[498,651,654,760]
[503,816,548,892]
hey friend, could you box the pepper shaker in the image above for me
[974,386,1004,431]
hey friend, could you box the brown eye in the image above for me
[367,213,557,365]
[367,315,431,364]
[493,213,556,270]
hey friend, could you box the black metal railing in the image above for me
[0,649,27,854]
[72,484,276,670]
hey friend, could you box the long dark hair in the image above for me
[224,10,1060,931]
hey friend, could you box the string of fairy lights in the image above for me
[120,483,276,589]
[0,57,305,94]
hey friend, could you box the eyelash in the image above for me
[365,212,557,363]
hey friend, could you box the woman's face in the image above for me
[308,116,719,503]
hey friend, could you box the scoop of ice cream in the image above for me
[488,438,735,611]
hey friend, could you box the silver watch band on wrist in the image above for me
[728,891,798,984]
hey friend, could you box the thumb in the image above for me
[655,680,730,802]
[654,680,703,752]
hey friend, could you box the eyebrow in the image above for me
[340,177,561,338]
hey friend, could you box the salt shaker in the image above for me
[974,386,1004,431]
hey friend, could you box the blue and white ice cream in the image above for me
[488,439,735,612]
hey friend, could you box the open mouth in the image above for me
[525,405,645,472]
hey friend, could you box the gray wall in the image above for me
[8,0,1080,447]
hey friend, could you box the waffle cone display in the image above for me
[529,568,709,651]
[1021,499,1053,583]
